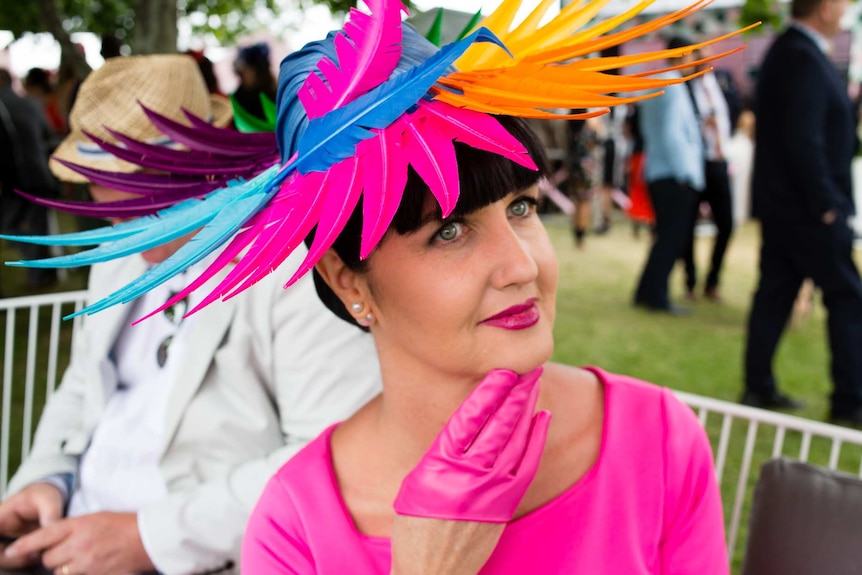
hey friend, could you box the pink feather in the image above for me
[359,125,408,259]
[418,100,536,170]
[298,0,406,119]
[399,113,460,218]
[285,156,364,287]
[224,170,331,298]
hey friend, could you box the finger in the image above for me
[0,544,39,569]
[33,493,63,527]
[441,369,519,456]
[468,369,541,468]
[42,541,74,572]
[6,522,68,559]
[495,368,544,471]
[512,410,552,478]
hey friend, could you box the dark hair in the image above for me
[666,35,694,51]
[791,0,824,19]
[309,115,551,329]
[23,68,52,92]
[186,50,222,95]
[0,68,11,89]
[235,43,277,98]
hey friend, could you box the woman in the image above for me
[5,0,734,572]
[241,112,727,573]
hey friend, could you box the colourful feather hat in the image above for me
[3,0,753,321]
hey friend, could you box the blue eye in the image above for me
[509,198,535,217]
[434,222,463,242]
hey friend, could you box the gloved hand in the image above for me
[393,367,551,523]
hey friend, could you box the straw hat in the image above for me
[51,54,234,183]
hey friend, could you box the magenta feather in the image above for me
[358,125,408,259]
[141,105,273,154]
[285,156,363,287]
[418,100,536,170]
[399,113,459,217]
[297,0,404,119]
[181,109,277,148]
[81,130,271,175]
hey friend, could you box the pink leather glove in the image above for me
[393,367,552,523]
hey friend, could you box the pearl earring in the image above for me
[357,313,374,327]
[351,302,363,312]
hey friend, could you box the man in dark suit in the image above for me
[0,69,58,289]
[743,0,862,424]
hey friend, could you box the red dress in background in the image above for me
[626,150,654,225]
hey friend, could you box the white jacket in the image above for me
[7,246,382,574]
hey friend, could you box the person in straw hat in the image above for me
[0,54,381,575]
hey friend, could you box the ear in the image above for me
[315,249,371,311]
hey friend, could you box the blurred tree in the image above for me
[739,0,783,33]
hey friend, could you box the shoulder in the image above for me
[243,436,326,572]
[247,427,338,538]
[578,366,705,448]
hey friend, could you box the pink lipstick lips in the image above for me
[481,298,540,330]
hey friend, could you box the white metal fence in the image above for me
[2,290,862,566]
[675,390,862,562]
[0,290,87,495]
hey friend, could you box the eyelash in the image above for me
[430,195,539,244]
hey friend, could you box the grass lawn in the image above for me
[2,211,861,571]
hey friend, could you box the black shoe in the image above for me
[829,408,862,428]
[740,390,805,410]
[634,299,691,316]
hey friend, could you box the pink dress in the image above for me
[243,368,728,574]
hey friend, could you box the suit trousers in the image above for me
[744,217,862,415]
[634,178,699,309]
[682,160,734,291]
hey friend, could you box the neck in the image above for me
[795,16,834,39]
[372,356,490,470]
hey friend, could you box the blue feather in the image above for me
[4,179,264,269]
[295,27,507,174]
[0,191,228,248]
[65,166,281,318]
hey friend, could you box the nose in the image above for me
[487,215,539,291]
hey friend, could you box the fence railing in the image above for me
[675,389,862,562]
[0,290,87,495]
[3,290,862,568]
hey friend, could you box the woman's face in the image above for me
[360,184,558,378]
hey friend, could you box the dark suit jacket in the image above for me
[0,86,57,195]
[752,26,859,223]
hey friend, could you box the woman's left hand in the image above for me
[393,367,551,523]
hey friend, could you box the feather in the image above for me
[232,94,275,132]
[285,156,363,287]
[425,8,444,46]
[399,113,460,217]
[80,130,271,175]
[417,100,535,170]
[358,125,408,259]
[6,183,253,269]
[298,0,405,119]
[431,90,610,119]
[141,104,274,154]
[0,213,151,246]
[457,10,483,41]
[64,166,282,318]
[216,169,331,300]
[295,27,508,174]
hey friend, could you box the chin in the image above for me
[494,333,554,376]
